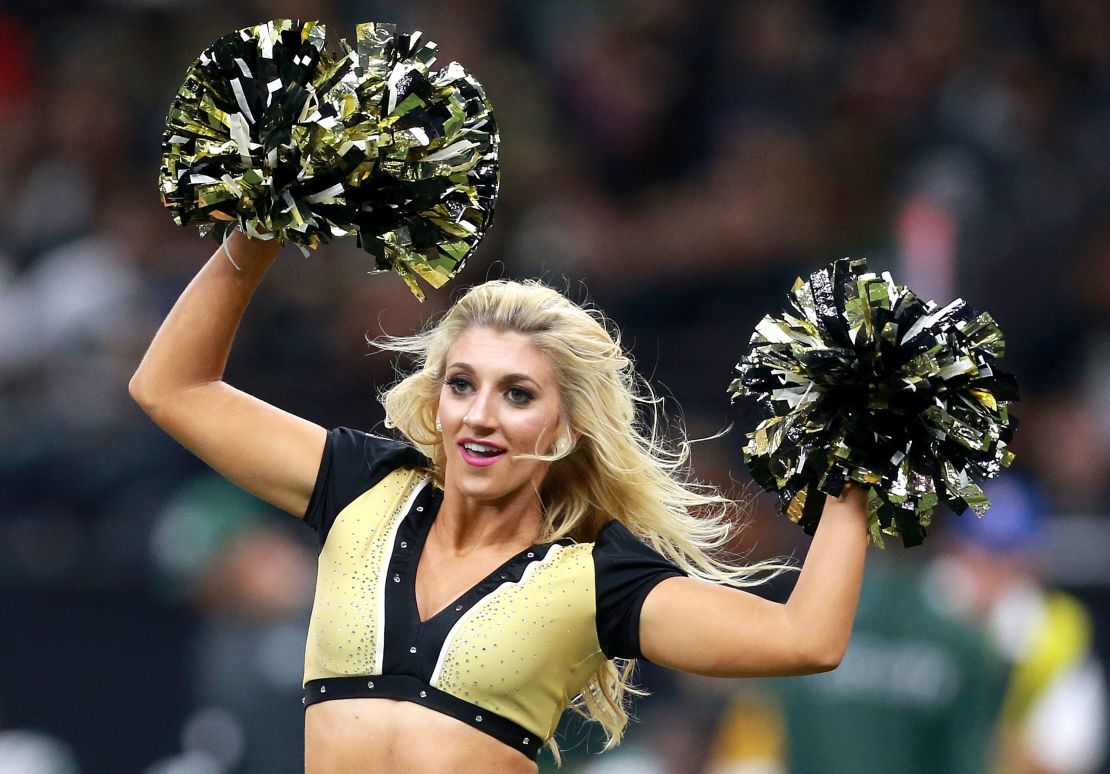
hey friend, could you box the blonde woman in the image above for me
[129,232,869,773]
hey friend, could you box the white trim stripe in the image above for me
[428,543,566,686]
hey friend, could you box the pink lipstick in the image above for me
[458,438,508,467]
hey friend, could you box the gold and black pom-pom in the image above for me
[159,19,499,300]
[729,258,1019,547]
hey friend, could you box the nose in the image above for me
[463,386,497,431]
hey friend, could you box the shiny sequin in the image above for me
[430,543,605,739]
[304,471,608,748]
[303,471,428,681]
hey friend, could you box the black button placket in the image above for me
[381,487,576,682]
[381,485,440,677]
[381,486,509,679]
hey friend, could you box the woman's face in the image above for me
[437,326,564,508]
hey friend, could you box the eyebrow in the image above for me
[447,362,542,389]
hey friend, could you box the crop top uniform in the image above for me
[301,427,688,759]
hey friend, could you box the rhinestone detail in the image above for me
[307,474,421,680]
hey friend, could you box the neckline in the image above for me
[406,490,562,626]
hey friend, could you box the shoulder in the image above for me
[324,427,430,474]
[304,427,431,541]
[590,519,687,660]
[591,519,682,571]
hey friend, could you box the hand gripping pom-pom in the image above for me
[158,19,499,300]
[728,258,1019,547]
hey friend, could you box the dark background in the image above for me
[1,0,1108,772]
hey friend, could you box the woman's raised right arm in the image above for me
[128,230,327,517]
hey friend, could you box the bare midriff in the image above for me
[305,698,538,774]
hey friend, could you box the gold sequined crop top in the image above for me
[301,428,686,759]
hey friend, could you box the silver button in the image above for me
[400,541,408,549]
[475,715,483,722]
[523,738,530,745]
[367,681,375,689]
[419,690,427,698]
[416,506,424,512]
[301,697,306,705]
[455,604,463,611]
[393,574,400,583]
[409,646,417,654]
[526,552,534,558]
[320,686,327,694]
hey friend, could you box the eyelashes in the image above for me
[505,386,534,405]
[443,376,534,405]
[444,376,470,394]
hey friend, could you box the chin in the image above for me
[457,482,513,504]
[452,474,532,507]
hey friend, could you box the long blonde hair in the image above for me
[377,279,787,756]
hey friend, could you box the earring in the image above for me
[435,417,442,432]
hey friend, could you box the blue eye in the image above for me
[445,376,472,394]
[506,386,534,405]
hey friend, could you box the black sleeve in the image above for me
[593,520,688,660]
[303,427,428,543]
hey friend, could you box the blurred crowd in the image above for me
[1,0,1108,772]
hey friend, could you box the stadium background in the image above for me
[0,0,1107,771]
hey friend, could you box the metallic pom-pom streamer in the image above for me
[729,258,1019,547]
[159,19,499,300]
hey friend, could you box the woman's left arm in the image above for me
[638,486,869,678]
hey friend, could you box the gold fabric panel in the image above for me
[303,468,427,681]
[430,543,606,738]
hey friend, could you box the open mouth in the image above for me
[459,440,507,465]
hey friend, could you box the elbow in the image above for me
[800,640,847,674]
[782,609,853,675]
[128,370,169,417]
[781,623,848,674]
[808,650,844,674]
[129,373,219,425]
[128,371,155,413]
